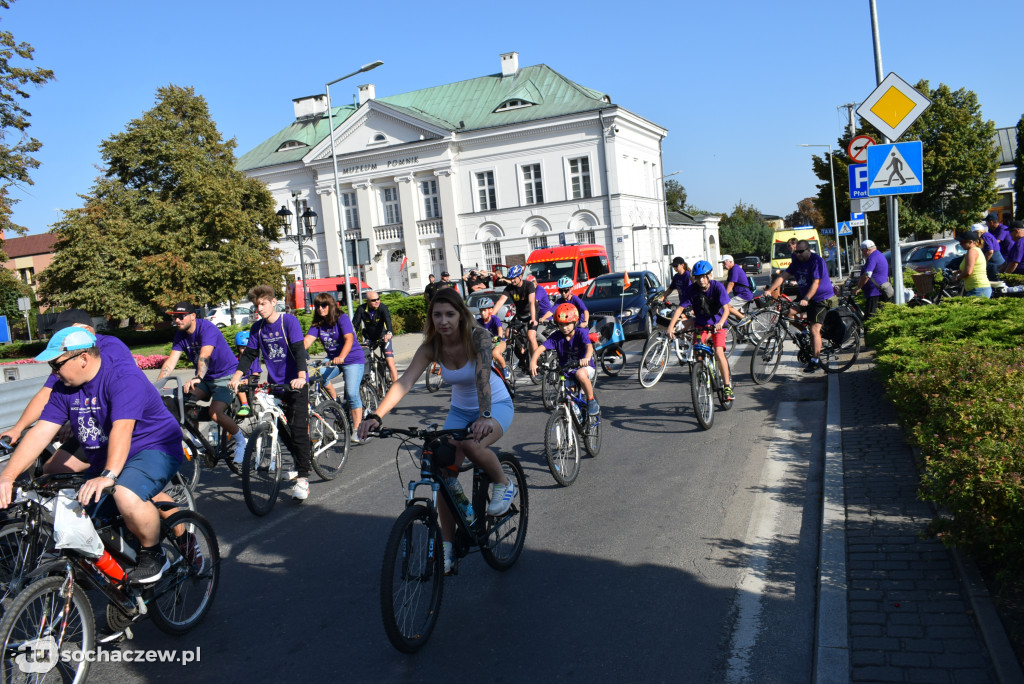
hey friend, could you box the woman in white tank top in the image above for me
[358,289,517,569]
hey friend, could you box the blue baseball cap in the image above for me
[35,327,98,362]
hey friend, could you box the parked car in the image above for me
[742,256,762,274]
[883,239,965,274]
[466,288,514,322]
[580,271,664,338]
[206,306,251,328]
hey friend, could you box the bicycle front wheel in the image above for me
[543,407,580,487]
[583,413,602,458]
[747,308,780,346]
[425,362,443,393]
[241,422,283,517]
[750,332,784,385]
[600,346,625,376]
[162,472,197,512]
[690,359,715,430]
[0,575,95,682]
[177,438,201,493]
[309,400,351,481]
[820,330,861,373]
[149,510,220,636]
[541,369,559,411]
[638,334,669,388]
[359,383,380,417]
[380,504,444,653]
[481,455,529,571]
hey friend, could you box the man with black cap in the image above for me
[438,271,457,293]
[984,212,1013,260]
[423,274,438,311]
[155,302,245,463]
[1002,221,1024,275]
[661,257,692,304]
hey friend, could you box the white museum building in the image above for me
[238,52,720,294]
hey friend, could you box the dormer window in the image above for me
[276,140,306,152]
[371,133,387,144]
[494,99,533,112]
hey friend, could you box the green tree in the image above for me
[39,85,287,324]
[784,197,824,229]
[665,179,687,213]
[0,265,30,319]
[719,202,773,255]
[1014,113,1024,220]
[0,0,54,238]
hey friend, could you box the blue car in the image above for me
[580,271,664,338]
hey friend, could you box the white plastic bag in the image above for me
[53,489,104,559]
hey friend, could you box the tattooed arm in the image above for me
[472,327,494,437]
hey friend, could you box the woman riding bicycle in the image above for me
[357,287,516,573]
[304,293,366,440]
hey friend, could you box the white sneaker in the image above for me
[443,541,453,575]
[232,435,247,464]
[291,477,309,501]
[284,470,298,481]
[486,478,517,516]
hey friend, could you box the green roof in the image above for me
[237,64,612,172]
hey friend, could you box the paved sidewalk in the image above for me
[831,354,1021,683]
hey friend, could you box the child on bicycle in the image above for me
[665,260,737,401]
[233,330,262,417]
[476,297,509,380]
[528,303,599,416]
[553,276,589,328]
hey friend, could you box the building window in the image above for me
[483,240,502,271]
[476,171,496,211]
[420,180,441,219]
[529,236,548,251]
[302,261,317,280]
[382,187,401,225]
[522,163,543,205]
[579,230,596,244]
[19,267,34,285]
[494,99,533,112]
[569,157,592,199]
[341,192,360,231]
[276,140,306,152]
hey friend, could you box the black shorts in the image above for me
[806,298,835,325]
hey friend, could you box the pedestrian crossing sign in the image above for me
[866,141,923,196]
[838,222,853,236]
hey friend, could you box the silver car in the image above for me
[466,288,514,322]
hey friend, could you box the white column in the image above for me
[353,181,384,290]
[434,168,459,278]
[396,174,421,291]
[317,187,343,277]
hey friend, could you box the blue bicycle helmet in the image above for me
[557,276,573,290]
[235,330,250,346]
[477,297,495,309]
[507,264,525,279]
[692,260,714,276]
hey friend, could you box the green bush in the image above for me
[382,293,426,336]
[1002,273,1024,287]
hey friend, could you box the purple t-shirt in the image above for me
[861,249,890,297]
[980,230,1001,258]
[44,334,140,390]
[554,294,588,316]
[726,265,754,301]
[786,254,836,302]
[668,272,691,298]
[478,316,502,337]
[308,314,365,366]
[247,314,306,384]
[535,285,555,316]
[679,280,730,327]
[40,357,183,473]
[1005,238,1024,274]
[991,223,1012,258]
[542,327,594,370]
[172,318,238,380]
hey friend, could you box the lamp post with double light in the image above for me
[799,143,842,280]
[277,198,319,310]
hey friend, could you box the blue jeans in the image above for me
[964,286,992,299]
[340,363,365,408]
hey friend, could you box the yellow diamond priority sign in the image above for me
[856,72,931,141]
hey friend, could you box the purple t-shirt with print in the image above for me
[478,316,502,337]
[861,248,890,297]
[171,318,238,379]
[542,327,594,370]
[786,254,835,302]
[40,357,183,473]
[44,334,140,390]
[678,280,731,327]
[1006,238,1024,273]
[554,294,589,316]
[308,314,365,366]
[726,265,754,301]
[246,314,305,384]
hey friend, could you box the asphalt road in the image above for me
[85,277,831,684]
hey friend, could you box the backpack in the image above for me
[822,309,847,346]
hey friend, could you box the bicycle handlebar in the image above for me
[371,425,472,442]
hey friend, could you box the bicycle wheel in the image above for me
[0,520,54,605]
[716,360,734,411]
[723,326,737,358]
[541,369,559,411]
[750,332,784,385]
[532,350,553,385]
[241,422,283,517]
[638,334,669,388]
[836,307,864,345]
[820,330,861,373]
[481,455,528,571]
[543,407,580,487]
[162,472,197,513]
[690,360,715,430]
[359,383,380,417]
[380,504,444,653]
[309,400,350,481]
[425,362,443,393]
[583,414,602,458]
[177,437,201,493]
[149,510,220,636]
[746,308,780,346]
[0,575,94,682]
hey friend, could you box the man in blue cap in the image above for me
[0,327,184,585]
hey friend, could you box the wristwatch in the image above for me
[100,469,119,483]
[481,410,492,420]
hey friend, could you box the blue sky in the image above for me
[4,0,1021,235]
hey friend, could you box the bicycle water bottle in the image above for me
[569,395,583,424]
[93,549,126,581]
[209,427,219,448]
[445,475,475,525]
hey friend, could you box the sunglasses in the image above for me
[793,249,808,254]
[367,298,380,303]
[317,303,330,309]
[171,313,190,320]
[49,350,86,373]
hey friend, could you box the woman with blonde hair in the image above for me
[953,230,992,299]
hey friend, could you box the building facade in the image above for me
[239,53,715,295]
[0,232,57,299]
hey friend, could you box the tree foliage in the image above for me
[1014,113,1024,221]
[38,85,287,324]
[0,264,30,319]
[718,202,773,256]
[784,197,824,229]
[0,0,54,238]
[810,80,998,245]
[664,179,687,213]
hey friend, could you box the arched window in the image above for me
[276,140,306,152]
[493,99,533,112]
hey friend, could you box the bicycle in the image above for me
[637,306,694,388]
[590,314,626,376]
[373,424,528,653]
[907,268,965,306]
[750,306,861,384]
[723,296,781,353]
[363,338,394,401]
[239,383,301,516]
[687,326,734,430]
[304,364,353,481]
[543,365,601,487]
[0,474,218,681]
[424,359,446,393]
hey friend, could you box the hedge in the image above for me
[869,298,1024,578]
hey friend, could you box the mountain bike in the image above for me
[239,383,300,516]
[363,338,394,401]
[750,308,861,384]
[374,424,527,653]
[543,365,601,486]
[723,296,780,353]
[637,306,694,388]
[0,474,218,681]
[689,326,734,430]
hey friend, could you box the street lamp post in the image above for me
[277,197,319,310]
[799,144,843,280]
[325,60,384,318]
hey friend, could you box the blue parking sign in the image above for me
[849,164,868,200]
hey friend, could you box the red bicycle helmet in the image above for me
[554,303,580,323]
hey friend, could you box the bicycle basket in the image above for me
[822,309,847,346]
